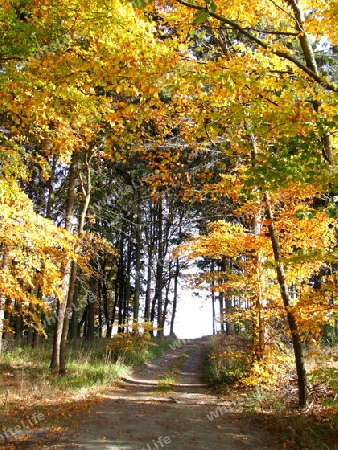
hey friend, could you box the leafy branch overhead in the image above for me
[176,0,337,91]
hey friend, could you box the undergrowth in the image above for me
[0,333,176,406]
[106,322,176,367]
[0,333,178,449]
[203,333,338,450]
[203,334,251,385]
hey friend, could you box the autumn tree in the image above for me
[139,0,337,407]
[0,0,188,370]
[0,149,78,347]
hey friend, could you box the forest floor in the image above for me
[0,336,309,450]
[0,338,336,450]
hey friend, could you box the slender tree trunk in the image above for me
[169,258,180,336]
[212,290,216,335]
[144,201,154,322]
[219,294,225,333]
[163,265,172,332]
[98,282,103,339]
[27,325,33,347]
[86,276,96,341]
[59,152,92,374]
[78,305,88,338]
[252,200,265,358]
[69,276,80,340]
[0,298,4,355]
[46,154,57,219]
[254,271,265,359]
[102,275,112,338]
[15,302,23,341]
[110,287,117,336]
[51,152,77,374]
[222,257,235,335]
[150,294,157,325]
[211,260,216,334]
[133,193,142,324]
[265,194,307,408]
[122,228,132,328]
[117,238,125,333]
[217,261,225,333]
[156,200,164,337]
[249,131,266,359]
[289,0,333,165]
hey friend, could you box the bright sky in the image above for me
[165,287,214,339]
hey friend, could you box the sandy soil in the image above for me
[32,337,285,450]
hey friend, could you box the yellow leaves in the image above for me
[302,0,338,43]
[276,202,336,260]
[0,179,77,308]
[106,322,159,358]
[0,0,181,163]
[176,220,267,262]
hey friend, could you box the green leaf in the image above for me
[131,0,147,8]
[209,1,217,13]
[326,207,338,218]
[293,210,316,220]
[194,10,210,24]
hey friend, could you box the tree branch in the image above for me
[175,0,337,92]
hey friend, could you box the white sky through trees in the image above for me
[168,288,214,339]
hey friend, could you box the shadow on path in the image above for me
[44,338,283,450]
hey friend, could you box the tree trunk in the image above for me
[110,287,118,336]
[0,298,4,355]
[221,257,234,335]
[144,200,154,322]
[169,258,180,336]
[117,238,125,333]
[102,276,112,338]
[50,152,77,374]
[249,132,266,359]
[133,193,142,324]
[98,282,103,339]
[59,152,92,373]
[252,202,265,358]
[32,328,40,348]
[265,194,307,408]
[27,326,33,347]
[212,289,216,335]
[46,154,57,219]
[289,0,334,165]
[86,276,96,341]
[163,264,171,332]
[211,260,216,334]
[69,276,80,340]
[124,224,132,327]
[218,294,225,333]
[15,303,23,341]
[155,200,164,337]
[78,304,88,337]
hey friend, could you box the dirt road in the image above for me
[41,337,284,450]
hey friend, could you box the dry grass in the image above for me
[0,341,130,442]
[0,337,176,425]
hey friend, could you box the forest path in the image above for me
[43,337,285,450]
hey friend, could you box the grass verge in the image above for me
[0,336,176,447]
